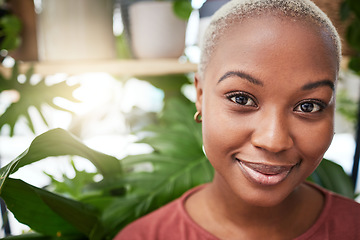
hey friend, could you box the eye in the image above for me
[294,100,325,113]
[226,92,257,107]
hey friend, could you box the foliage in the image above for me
[0,14,21,51]
[172,0,192,20]
[336,88,358,124]
[0,97,213,239]
[44,160,99,201]
[140,74,191,99]
[307,158,355,199]
[341,0,360,73]
[0,63,80,136]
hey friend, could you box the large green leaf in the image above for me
[308,159,354,199]
[98,98,213,237]
[0,128,122,191]
[1,178,99,238]
[0,63,80,136]
[2,232,86,240]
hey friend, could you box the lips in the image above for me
[237,159,296,186]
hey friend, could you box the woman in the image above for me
[115,0,360,239]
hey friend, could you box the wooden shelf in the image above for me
[0,57,349,78]
[0,59,198,77]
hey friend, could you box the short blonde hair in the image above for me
[198,0,342,78]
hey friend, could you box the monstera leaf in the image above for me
[0,63,80,136]
[0,128,122,240]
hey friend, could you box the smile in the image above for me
[236,159,297,186]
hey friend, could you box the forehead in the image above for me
[204,15,338,83]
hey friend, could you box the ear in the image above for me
[194,73,203,113]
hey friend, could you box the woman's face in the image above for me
[195,16,337,207]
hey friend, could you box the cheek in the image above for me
[296,119,334,167]
[201,103,252,164]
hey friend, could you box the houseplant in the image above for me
[35,0,116,61]
[119,0,192,59]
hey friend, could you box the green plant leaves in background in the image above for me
[341,0,360,73]
[1,178,99,238]
[0,14,21,51]
[0,128,122,189]
[98,98,213,236]
[0,63,80,136]
[172,0,193,20]
[0,128,123,239]
[308,159,355,199]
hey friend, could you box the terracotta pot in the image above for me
[128,1,187,59]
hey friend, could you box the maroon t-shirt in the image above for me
[114,182,360,240]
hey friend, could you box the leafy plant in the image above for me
[0,63,80,136]
[341,0,360,73]
[0,97,213,239]
[0,13,21,51]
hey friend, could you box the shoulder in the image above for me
[114,199,180,240]
[299,183,360,239]
[114,185,214,240]
[327,190,360,219]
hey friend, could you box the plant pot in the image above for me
[128,1,187,59]
[36,0,116,61]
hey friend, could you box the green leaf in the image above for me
[172,0,192,20]
[346,19,360,52]
[1,178,96,237]
[0,14,22,50]
[45,160,99,200]
[2,232,86,240]
[308,159,354,199]
[0,128,122,191]
[99,98,213,236]
[348,0,360,19]
[0,63,80,136]
[348,56,360,73]
[340,1,351,21]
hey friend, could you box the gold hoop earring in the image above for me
[194,111,202,123]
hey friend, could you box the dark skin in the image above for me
[186,15,338,240]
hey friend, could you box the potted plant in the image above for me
[119,0,192,59]
[35,0,116,61]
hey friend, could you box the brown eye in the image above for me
[228,93,257,107]
[294,101,323,113]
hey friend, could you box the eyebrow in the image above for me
[217,71,264,86]
[217,70,335,91]
[301,80,335,91]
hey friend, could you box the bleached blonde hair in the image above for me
[198,0,342,78]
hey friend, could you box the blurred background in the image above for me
[0,0,360,238]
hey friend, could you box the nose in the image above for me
[251,110,294,153]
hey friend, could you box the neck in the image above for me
[199,173,323,239]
